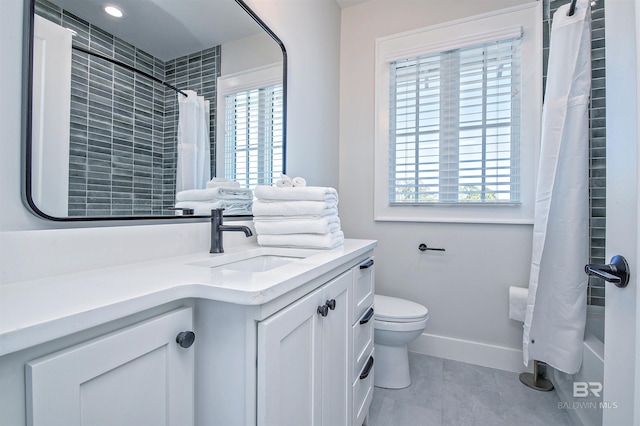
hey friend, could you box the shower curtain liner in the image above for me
[176,90,211,193]
[522,0,591,375]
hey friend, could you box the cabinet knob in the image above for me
[326,299,336,310]
[176,331,196,348]
[317,304,329,317]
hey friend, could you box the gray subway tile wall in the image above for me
[35,0,220,217]
[543,0,606,306]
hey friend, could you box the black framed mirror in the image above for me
[23,0,287,221]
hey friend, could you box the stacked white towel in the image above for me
[253,185,344,249]
[175,186,253,216]
[206,178,240,189]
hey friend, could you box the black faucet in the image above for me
[210,208,253,253]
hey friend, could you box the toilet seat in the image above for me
[374,294,429,323]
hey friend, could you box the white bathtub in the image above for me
[551,305,605,426]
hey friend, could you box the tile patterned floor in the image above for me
[367,352,574,426]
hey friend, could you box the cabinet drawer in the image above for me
[352,306,374,382]
[352,257,375,324]
[353,349,374,426]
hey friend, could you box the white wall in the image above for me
[0,0,341,280]
[339,0,536,372]
[221,32,282,76]
[244,0,342,188]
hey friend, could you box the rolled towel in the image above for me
[508,286,528,322]
[175,201,253,216]
[257,231,344,249]
[176,187,253,202]
[254,186,338,203]
[252,200,337,217]
[253,216,341,235]
[292,177,307,187]
[206,178,240,188]
[275,174,293,187]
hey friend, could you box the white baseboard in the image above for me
[408,332,533,374]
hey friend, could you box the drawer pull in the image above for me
[359,259,374,269]
[359,356,374,380]
[359,307,375,325]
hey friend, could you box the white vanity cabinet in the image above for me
[256,257,375,426]
[1,240,377,426]
[257,270,351,426]
[25,307,195,426]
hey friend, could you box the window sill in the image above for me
[374,201,534,224]
[374,213,534,225]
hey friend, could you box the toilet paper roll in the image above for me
[509,286,528,323]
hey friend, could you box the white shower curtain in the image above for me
[176,90,211,193]
[522,0,591,375]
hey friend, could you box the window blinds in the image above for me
[388,36,522,204]
[224,84,283,188]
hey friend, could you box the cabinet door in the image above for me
[257,271,353,426]
[321,271,351,426]
[26,308,194,426]
[257,288,324,426]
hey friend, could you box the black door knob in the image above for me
[176,331,196,348]
[326,299,336,310]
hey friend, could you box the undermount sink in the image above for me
[188,248,316,273]
[217,255,302,272]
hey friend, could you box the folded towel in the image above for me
[253,216,341,235]
[176,187,253,202]
[206,178,241,189]
[292,177,307,187]
[254,186,338,203]
[257,231,344,249]
[175,201,252,216]
[253,214,338,221]
[252,200,337,217]
[275,174,293,187]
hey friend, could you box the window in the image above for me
[389,37,521,204]
[217,64,283,188]
[223,84,283,187]
[375,3,541,223]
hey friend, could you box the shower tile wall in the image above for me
[164,47,221,208]
[543,0,606,306]
[35,0,220,216]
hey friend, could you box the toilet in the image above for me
[373,294,429,389]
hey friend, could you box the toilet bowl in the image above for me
[373,294,429,389]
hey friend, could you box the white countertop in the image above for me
[0,239,376,357]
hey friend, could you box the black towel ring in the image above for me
[567,0,578,16]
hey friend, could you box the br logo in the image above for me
[573,382,603,398]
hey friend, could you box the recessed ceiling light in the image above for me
[104,5,124,18]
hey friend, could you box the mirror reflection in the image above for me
[28,0,285,219]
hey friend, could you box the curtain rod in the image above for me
[72,45,188,97]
